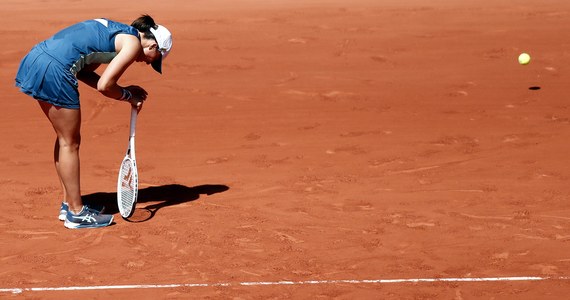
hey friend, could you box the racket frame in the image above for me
[117,107,139,219]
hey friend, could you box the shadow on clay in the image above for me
[81,184,230,223]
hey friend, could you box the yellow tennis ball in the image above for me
[518,53,531,65]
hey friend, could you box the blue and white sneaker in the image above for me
[64,206,113,229]
[59,202,69,221]
[59,202,105,221]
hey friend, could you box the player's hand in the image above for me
[130,98,143,112]
[125,85,147,111]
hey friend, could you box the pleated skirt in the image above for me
[15,45,80,109]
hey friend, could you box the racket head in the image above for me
[117,156,138,218]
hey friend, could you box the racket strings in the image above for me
[118,160,137,216]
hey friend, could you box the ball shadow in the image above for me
[82,184,229,222]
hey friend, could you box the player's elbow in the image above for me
[96,80,113,94]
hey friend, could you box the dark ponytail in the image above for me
[131,14,158,40]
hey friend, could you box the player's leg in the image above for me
[52,136,105,220]
[53,137,70,220]
[38,100,113,228]
[38,100,83,214]
[53,138,67,200]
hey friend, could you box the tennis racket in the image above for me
[117,106,139,219]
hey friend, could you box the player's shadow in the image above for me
[82,184,229,222]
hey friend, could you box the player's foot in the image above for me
[64,206,113,229]
[59,202,105,221]
[58,202,69,221]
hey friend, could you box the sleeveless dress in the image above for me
[15,18,139,109]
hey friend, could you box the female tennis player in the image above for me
[15,15,172,229]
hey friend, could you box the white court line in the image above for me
[1,276,569,294]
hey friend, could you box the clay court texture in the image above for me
[2,0,570,298]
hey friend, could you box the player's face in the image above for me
[137,41,161,65]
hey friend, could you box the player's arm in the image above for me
[76,63,101,89]
[96,34,142,100]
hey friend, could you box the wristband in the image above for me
[120,88,132,101]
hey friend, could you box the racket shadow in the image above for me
[82,184,229,222]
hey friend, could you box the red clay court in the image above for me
[1,0,570,298]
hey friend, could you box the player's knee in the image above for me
[58,134,81,150]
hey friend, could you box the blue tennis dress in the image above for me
[15,19,139,109]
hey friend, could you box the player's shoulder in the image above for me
[88,18,132,31]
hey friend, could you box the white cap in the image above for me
[149,24,172,74]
